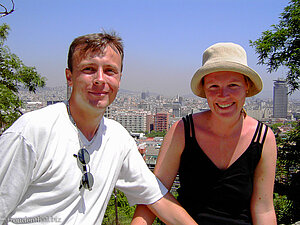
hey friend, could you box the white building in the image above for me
[115,111,147,132]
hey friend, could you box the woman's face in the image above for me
[203,71,249,119]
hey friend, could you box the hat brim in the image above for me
[191,61,263,98]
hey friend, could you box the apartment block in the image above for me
[154,112,169,132]
[115,111,147,132]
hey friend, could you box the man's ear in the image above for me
[65,68,73,87]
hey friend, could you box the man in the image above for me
[0,32,196,224]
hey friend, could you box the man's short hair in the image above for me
[67,32,124,72]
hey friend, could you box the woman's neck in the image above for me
[208,111,244,137]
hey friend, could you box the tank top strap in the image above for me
[251,121,269,145]
[188,114,196,138]
[182,114,196,150]
[182,115,191,141]
[182,114,195,138]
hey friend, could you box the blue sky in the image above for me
[2,0,298,99]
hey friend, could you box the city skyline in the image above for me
[18,84,300,127]
[2,0,299,99]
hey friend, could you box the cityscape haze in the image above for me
[1,0,299,99]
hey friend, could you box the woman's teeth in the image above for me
[217,103,233,108]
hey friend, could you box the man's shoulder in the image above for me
[102,117,133,140]
[103,117,128,133]
[6,102,67,134]
[23,102,66,122]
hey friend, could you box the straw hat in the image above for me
[190,42,263,98]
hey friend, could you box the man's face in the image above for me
[66,45,122,113]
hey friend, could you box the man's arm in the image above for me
[132,192,197,225]
[132,120,192,224]
[0,132,35,221]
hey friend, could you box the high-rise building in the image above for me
[141,91,149,100]
[172,103,181,117]
[141,92,147,100]
[154,113,169,132]
[146,114,154,133]
[273,79,288,118]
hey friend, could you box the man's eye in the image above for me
[82,67,95,73]
[229,84,239,87]
[105,68,117,75]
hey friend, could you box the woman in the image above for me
[132,43,277,225]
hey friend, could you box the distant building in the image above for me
[178,96,183,105]
[172,102,181,117]
[138,102,151,111]
[141,91,150,100]
[24,101,44,113]
[115,111,147,132]
[273,79,288,118]
[104,106,111,118]
[47,100,62,106]
[154,112,169,132]
[146,114,154,133]
[67,85,72,100]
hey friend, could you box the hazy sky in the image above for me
[2,0,298,99]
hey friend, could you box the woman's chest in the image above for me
[194,132,252,170]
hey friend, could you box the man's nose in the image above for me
[93,69,105,85]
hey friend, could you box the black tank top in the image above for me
[177,114,268,225]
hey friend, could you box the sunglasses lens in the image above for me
[81,172,94,190]
[78,148,90,165]
[76,148,94,191]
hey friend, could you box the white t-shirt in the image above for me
[0,102,167,225]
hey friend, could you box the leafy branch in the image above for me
[0,0,15,18]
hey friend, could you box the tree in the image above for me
[0,0,14,18]
[272,122,300,224]
[102,190,137,225]
[103,190,165,225]
[146,130,167,137]
[0,23,46,131]
[250,0,300,93]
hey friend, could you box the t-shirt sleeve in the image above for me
[0,132,36,222]
[115,138,167,206]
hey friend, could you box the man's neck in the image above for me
[68,100,105,141]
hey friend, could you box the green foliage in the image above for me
[250,0,300,93]
[273,193,294,224]
[102,190,136,225]
[0,23,46,130]
[146,130,167,137]
[277,122,300,176]
[103,190,169,224]
[274,121,300,224]
[270,123,284,132]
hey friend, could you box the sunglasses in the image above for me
[73,148,94,191]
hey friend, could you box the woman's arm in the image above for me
[250,126,277,225]
[131,120,188,224]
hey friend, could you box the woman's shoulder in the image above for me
[187,110,210,124]
[244,116,273,133]
[180,111,209,128]
[244,116,259,128]
[189,111,211,129]
[244,116,276,145]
